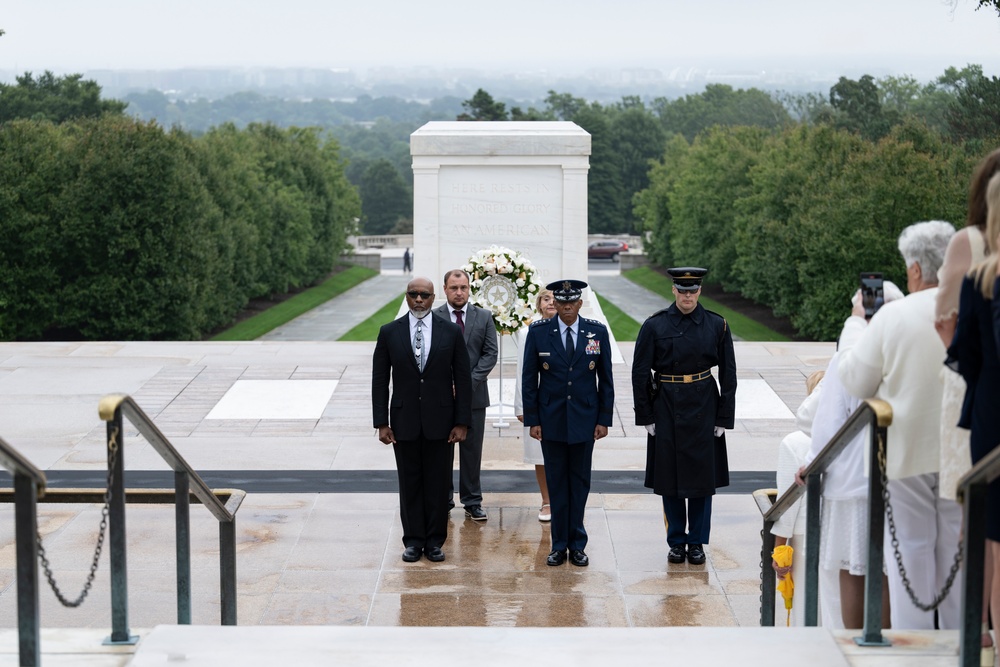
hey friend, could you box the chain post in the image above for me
[105,410,137,645]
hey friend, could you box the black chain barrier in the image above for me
[879,431,964,611]
[35,425,118,608]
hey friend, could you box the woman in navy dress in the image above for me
[947,171,1000,638]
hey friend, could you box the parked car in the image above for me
[588,240,628,261]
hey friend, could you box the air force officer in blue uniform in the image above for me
[522,280,614,567]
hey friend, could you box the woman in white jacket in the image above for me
[836,221,959,630]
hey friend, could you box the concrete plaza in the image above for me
[0,271,962,664]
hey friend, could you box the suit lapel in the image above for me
[570,321,587,364]
[424,314,444,367]
[550,322,570,361]
[461,305,474,342]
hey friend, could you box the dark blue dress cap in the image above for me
[667,267,708,292]
[546,279,588,302]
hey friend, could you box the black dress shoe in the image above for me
[569,549,589,567]
[546,549,567,566]
[687,544,706,565]
[425,546,445,562]
[667,545,687,564]
[464,505,488,522]
[402,546,422,563]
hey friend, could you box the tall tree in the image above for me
[828,74,895,141]
[947,70,1000,142]
[359,159,411,235]
[457,89,508,121]
[0,71,126,123]
[609,99,666,234]
[975,0,1000,15]
[654,84,789,142]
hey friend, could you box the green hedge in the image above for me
[0,117,360,340]
[638,120,999,340]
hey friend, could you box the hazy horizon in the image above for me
[3,0,999,82]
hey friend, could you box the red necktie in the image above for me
[454,310,465,334]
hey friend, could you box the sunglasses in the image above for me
[406,291,433,299]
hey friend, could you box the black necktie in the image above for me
[565,326,574,357]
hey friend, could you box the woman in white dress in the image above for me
[515,289,557,521]
[771,370,830,627]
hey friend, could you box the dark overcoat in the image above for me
[631,303,736,497]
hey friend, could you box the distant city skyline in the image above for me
[2,0,999,82]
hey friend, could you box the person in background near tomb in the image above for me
[372,276,472,563]
[435,269,498,522]
[402,247,412,273]
[632,267,736,566]
[515,288,558,521]
[522,279,614,567]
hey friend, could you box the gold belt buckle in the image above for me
[683,374,693,384]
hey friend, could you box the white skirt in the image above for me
[820,497,871,576]
[523,427,544,465]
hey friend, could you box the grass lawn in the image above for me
[209,265,378,341]
[594,292,641,341]
[622,266,790,342]
[338,295,404,341]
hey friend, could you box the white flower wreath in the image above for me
[463,245,541,335]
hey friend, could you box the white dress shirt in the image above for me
[408,312,432,362]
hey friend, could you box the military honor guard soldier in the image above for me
[521,279,615,567]
[631,267,736,566]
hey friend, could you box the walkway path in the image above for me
[259,272,410,341]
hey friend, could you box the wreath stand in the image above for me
[492,333,512,429]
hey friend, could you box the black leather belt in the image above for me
[658,370,712,384]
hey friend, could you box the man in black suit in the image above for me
[372,276,472,563]
[522,279,614,567]
[435,269,498,521]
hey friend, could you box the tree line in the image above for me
[4,64,1000,340]
[0,73,359,341]
[630,65,1000,340]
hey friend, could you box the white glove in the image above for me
[714,426,725,437]
[645,424,656,436]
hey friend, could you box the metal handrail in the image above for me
[0,436,46,666]
[98,393,243,644]
[0,436,46,489]
[758,398,892,646]
[955,441,1000,667]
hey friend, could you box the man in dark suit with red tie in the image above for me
[372,276,472,563]
[521,279,614,567]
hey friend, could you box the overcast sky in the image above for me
[3,0,999,77]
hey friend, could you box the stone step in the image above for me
[0,626,963,666]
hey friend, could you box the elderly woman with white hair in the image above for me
[836,220,960,630]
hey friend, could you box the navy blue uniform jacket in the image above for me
[521,316,614,443]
